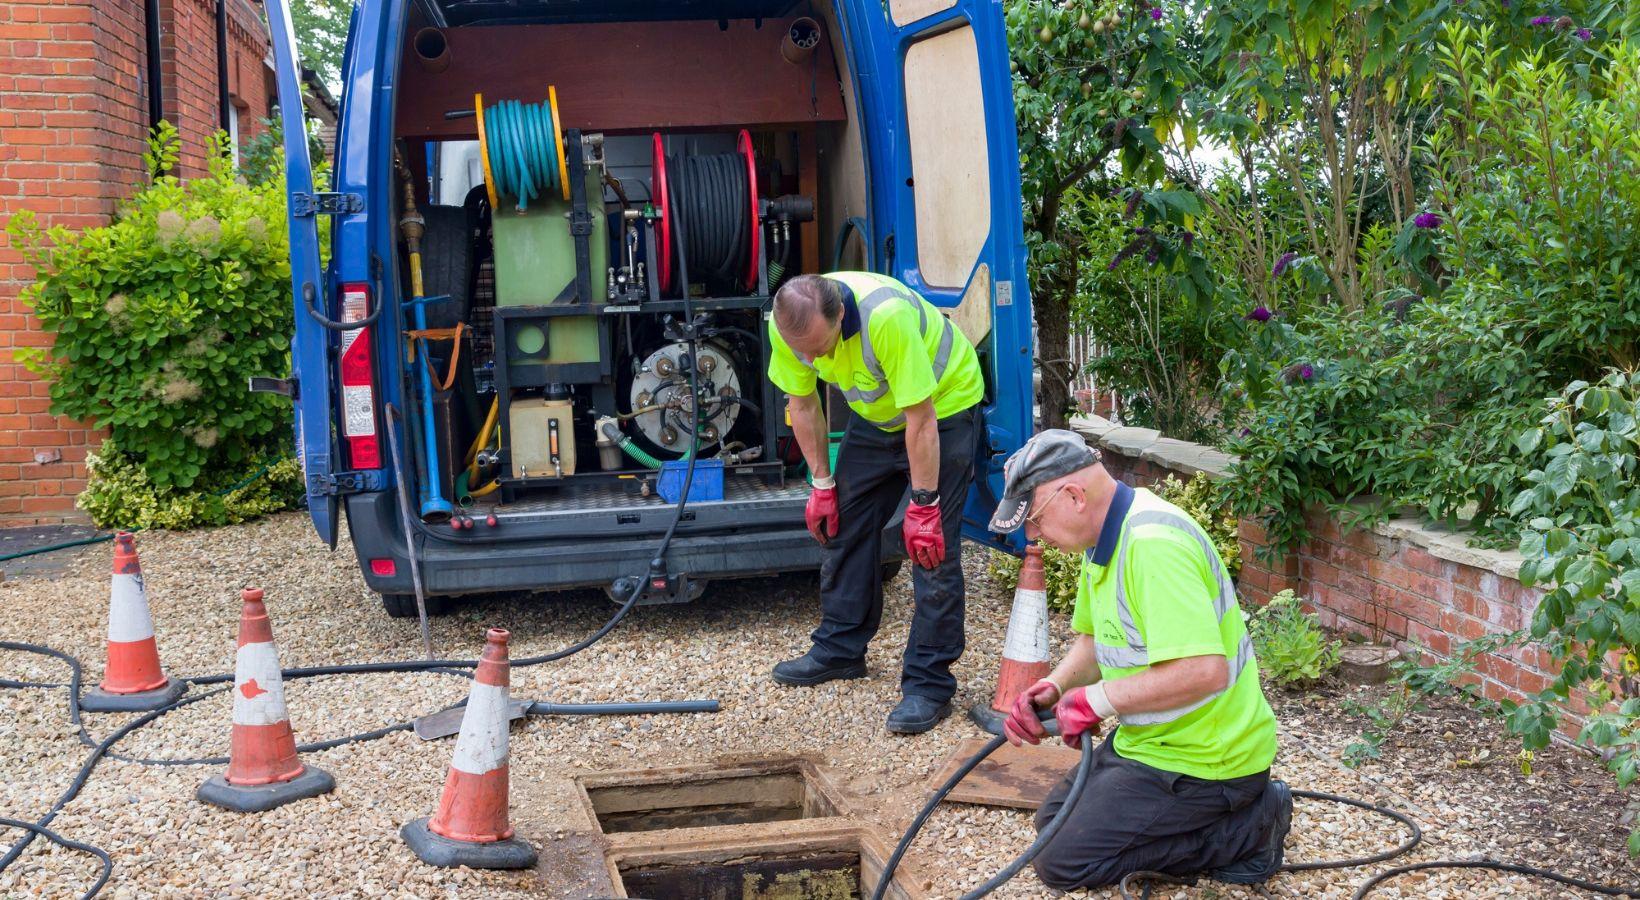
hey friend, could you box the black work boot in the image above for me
[771,651,867,687]
[885,694,952,734]
[1210,778,1293,884]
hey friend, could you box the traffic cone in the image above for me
[402,627,537,869]
[969,544,1053,735]
[81,532,187,712]
[196,588,335,812]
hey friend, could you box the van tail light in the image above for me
[338,282,382,469]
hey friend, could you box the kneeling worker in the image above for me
[766,272,983,734]
[990,430,1292,889]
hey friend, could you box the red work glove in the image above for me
[903,502,945,569]
[1055,686,1107,750]
[806,483,839,545]
[1003,678,1061,747]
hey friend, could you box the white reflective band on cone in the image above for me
[232,642,291,727]
[450,681,510,775]
[107,573,155,643]
[1001,589,1051,663]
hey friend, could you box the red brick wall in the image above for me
[0,0,269,524]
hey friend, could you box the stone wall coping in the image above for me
[1068,415,1524,582]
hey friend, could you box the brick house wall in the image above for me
[0,0,271,524]
[1074,416,1600,738]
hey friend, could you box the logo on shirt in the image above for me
[1098,622,1125,645]
[852,372,877,390]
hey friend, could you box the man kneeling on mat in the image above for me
[989,430,1293,890]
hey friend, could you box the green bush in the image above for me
[9,123,294,491]
[1221,36,1640,552]
[1245,590,1340,688]
[1506,369,1640,853]
[987,545,1081,615]
[1153,472,1240,578]
[79,442,304,531]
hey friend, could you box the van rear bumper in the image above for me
[344,490,837,597]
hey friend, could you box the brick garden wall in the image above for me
[1073,416,1589,732]
[0,0,269,524]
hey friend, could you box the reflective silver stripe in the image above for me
[840,383,891,404]
[1123,509,1238,621]
[1094,642,1149,669]
[1096,499,1251,726]
[853,286,906,385]
[930,317,955,380]
[1120,633,1254,726]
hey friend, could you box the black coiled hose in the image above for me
[666,151,749,290]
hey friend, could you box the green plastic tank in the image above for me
[492,167,609,308]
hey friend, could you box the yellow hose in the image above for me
[469,479,500,498]
[466,397,500,478]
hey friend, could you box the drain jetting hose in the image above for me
[874,724,1638,900]
[666,150,749,288]
[482,98,562,213]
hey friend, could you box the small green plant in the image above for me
[1152,472,1241,578]
[1506,369,1640,853]
[1341,631,1519,766]
[78,442,304,531]
[1245,590,1340,688]
[987,545,1081,614]
[9,123,295,493]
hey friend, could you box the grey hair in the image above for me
[772,274,843,335]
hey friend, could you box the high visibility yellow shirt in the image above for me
[766,272,983,431]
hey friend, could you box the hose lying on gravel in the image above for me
[872,726,1639,900]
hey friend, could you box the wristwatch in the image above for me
[910,488,939,506]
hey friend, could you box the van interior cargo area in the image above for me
[381,2,868,527]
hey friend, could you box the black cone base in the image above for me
[401,817,537,869]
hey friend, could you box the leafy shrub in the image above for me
[9,124,294,491]
[1153,472,1240,578]
[1245,590,1339,688]
[1342,630,1519,767]
[1506,369,1640,852]
[79,442,304,531]
[1221,36,1640,552]
[987,545,1081,615]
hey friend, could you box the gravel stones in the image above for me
[0,513,1634,897]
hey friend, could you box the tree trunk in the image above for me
[1035,279,1073,431]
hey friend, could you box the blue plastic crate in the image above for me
[657,458,724,504]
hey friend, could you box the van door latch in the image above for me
[291,192,364,216]
[307,470,381,496]
[248,376,295,398]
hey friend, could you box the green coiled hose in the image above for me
[482,99,562,213]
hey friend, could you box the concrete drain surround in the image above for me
[620,849,863,898]
[580,759,843,834]
[578,759,929,899]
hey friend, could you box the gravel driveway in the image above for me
[1,513,1634,898]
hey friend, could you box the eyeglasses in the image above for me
[1025,484,1069,529]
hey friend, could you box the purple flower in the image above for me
[1148,7,1163,20]
[1414,211,1443,229]
[1530,15,1553,25]
[1575,27,1592,40]
[1301,364,1314,381]
[1240,427,1252,437]
[1246,305,1273,322]
[1272,251,1298,276]
[1281,362,1315,384]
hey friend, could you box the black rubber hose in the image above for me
[869,721,1095,900]
[0,818,111,900]
[667,151,749,290]
[1348,859,1640,898]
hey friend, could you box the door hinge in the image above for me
[292,192,364,216]
[248,376,296,398]
[307,470,379,496]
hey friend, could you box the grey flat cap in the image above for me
[989,429,1100,533]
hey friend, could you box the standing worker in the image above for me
[766,272,984,734]
[990,430,1292,890]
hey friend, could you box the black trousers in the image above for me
[809,404,979,703]
[1031,731,1279,890]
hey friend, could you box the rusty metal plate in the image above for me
[927,738,1082,810]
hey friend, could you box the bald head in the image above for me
[773,274,844,360]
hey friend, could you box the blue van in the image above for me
[262,0,1033,617]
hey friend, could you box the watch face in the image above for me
[912,489,938,505]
